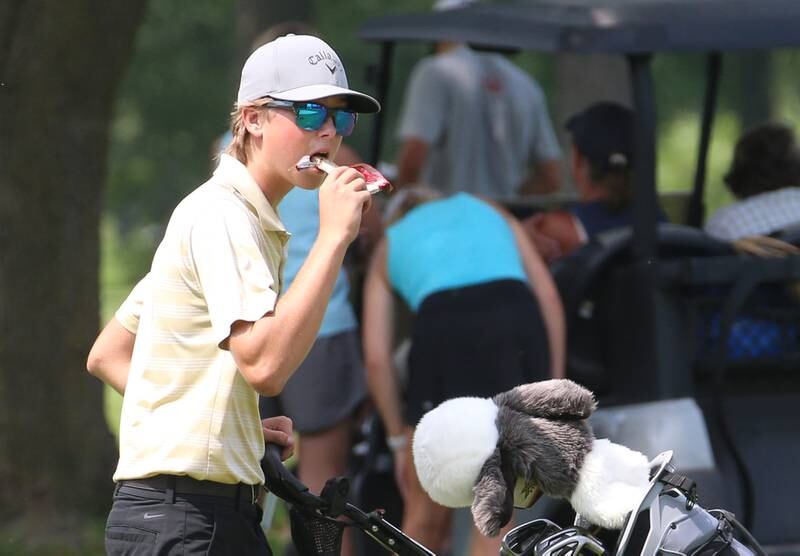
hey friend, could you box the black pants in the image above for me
[105,481,272,556]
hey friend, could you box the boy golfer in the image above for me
[87,34,379,554]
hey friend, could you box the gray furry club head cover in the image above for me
[412,379,650,536]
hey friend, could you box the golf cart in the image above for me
[356,1,800,551]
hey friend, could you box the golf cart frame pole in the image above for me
[628,53,658,262]
[368,41,395,167]
[621,53,662,402]
[687,51,723,227]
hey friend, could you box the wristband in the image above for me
[387,434,408,451]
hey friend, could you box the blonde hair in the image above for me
[383,185,442,226]
[223,97,271,165]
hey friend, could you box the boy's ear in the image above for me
[493,379,596,420]
[471,447,514,537]
[242,106,265,136]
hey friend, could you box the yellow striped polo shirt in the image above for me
[113,154,289,485]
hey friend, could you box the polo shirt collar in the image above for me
[214,154,287,233]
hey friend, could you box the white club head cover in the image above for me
[570,439,651,529]
[412,397,499,508]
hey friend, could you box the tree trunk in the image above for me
[0,0,148,519]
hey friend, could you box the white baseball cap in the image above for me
[237,34,380,114]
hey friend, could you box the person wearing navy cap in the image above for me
[524,101,667,262]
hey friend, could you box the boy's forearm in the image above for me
[271,234,348,366]
[231,235,349,396]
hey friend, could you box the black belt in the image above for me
[118,475,259,506]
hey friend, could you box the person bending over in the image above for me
[362,187,565,555]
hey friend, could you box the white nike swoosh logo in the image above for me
[143,512,165,519]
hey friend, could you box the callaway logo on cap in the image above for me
[237,34,380,113]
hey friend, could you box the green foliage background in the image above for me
[92,3,800,554]
[105,0,236,231]
[5,2,796,555]
[100,0,800,450]
[105,2,800,253]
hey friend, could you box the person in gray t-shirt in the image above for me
[396,42,562,198]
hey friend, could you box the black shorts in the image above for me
[405,279,550,425]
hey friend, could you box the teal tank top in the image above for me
[387,193,527,311]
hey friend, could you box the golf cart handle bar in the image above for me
[261,443,435,555]
[261,443,327,510]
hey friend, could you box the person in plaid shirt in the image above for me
[705,122,800,241]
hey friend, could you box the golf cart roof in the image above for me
[359,0,800,54]
[358,0,800,251]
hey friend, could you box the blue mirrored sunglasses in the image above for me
[266,100,357,137]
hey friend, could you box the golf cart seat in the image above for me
[551,223,733,400]
[772,222,800,246]
[552,223,800,545]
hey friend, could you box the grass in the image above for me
[0,516,107,556]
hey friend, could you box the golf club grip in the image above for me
[261,443,326,509]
